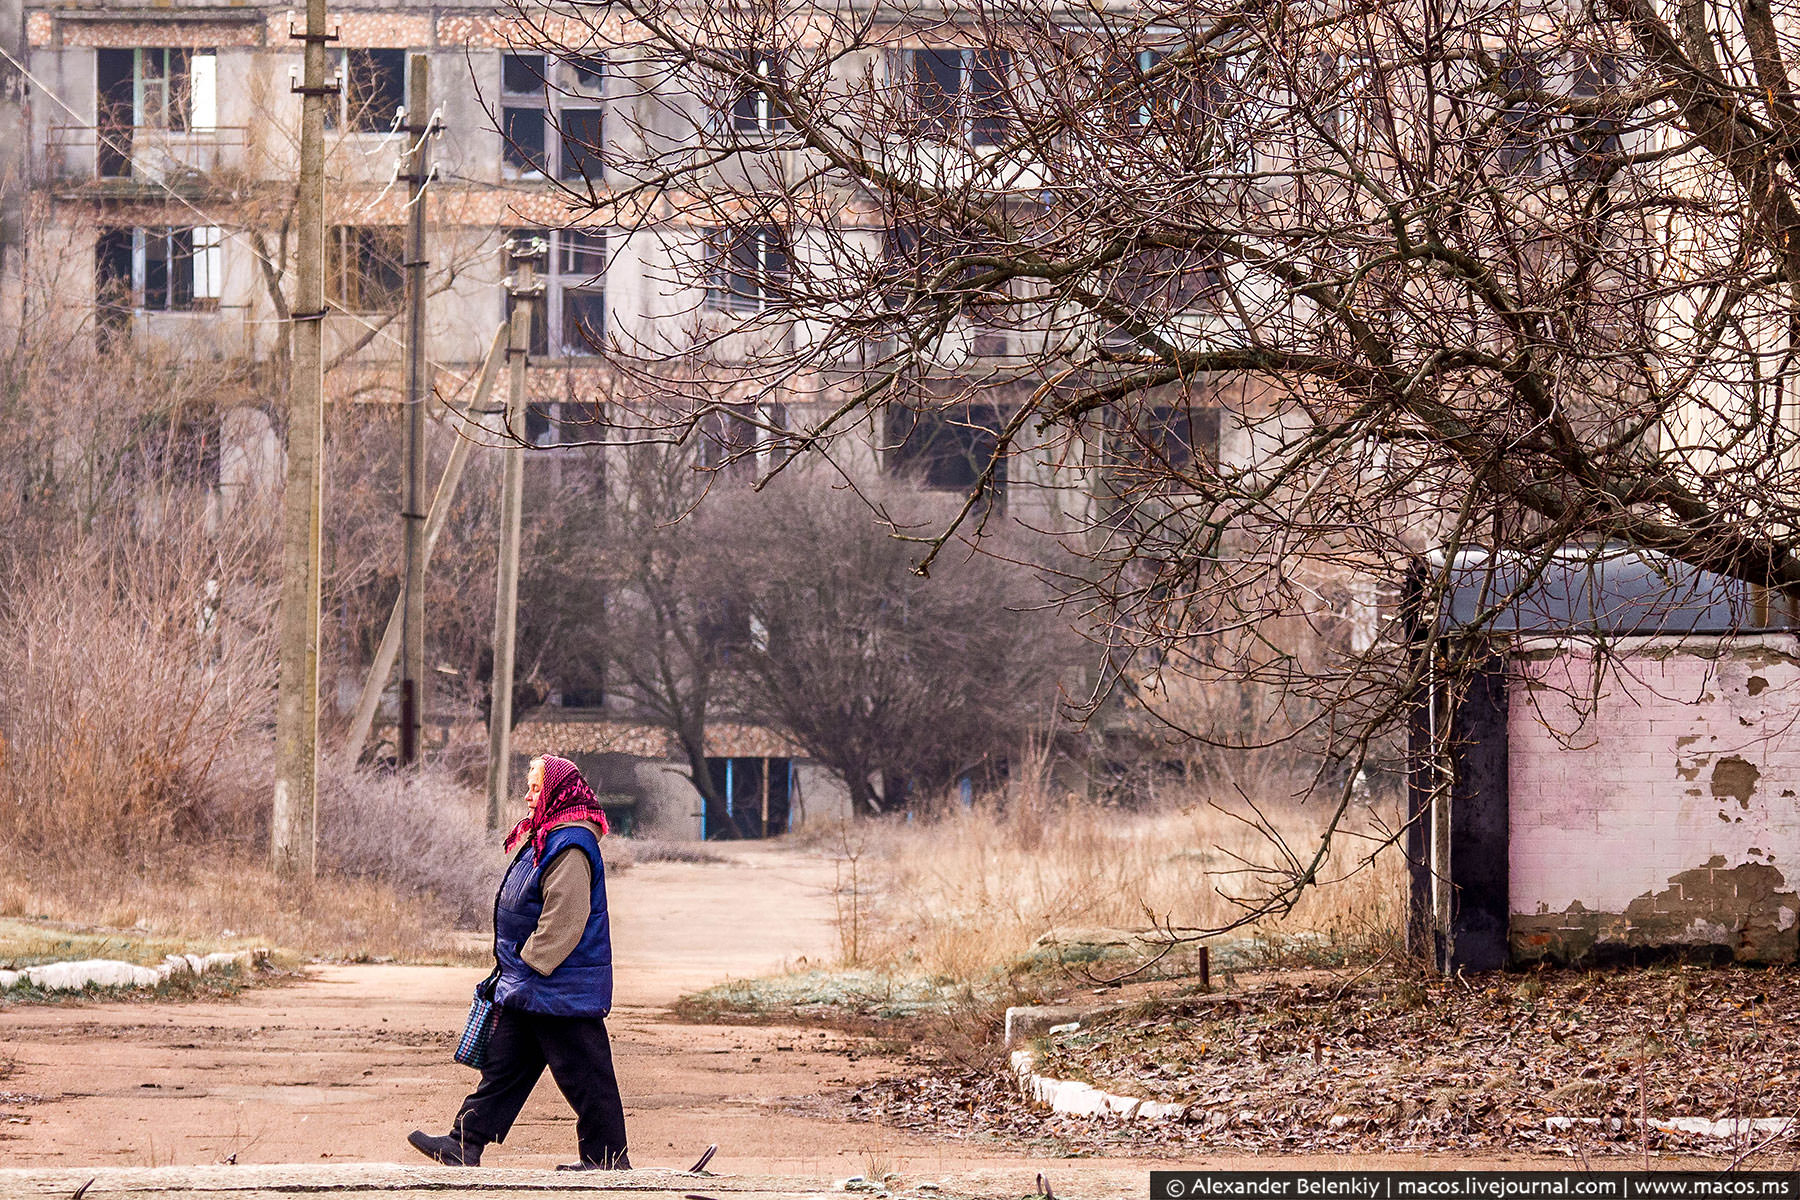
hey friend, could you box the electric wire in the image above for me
[0,40,484,395]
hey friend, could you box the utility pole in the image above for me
[272,0,333,879]
[487,236,541,828]
[338,321,508,771]
[398,54,433,767]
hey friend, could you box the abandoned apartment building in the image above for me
[0,0,1249,838]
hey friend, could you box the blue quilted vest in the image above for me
[492,824,613,1017]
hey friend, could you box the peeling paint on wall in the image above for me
[1711,756,1760,809]
[1508,639,1800,964]
[1512,857,1799,964]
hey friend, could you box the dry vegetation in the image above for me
[0,343,510,966]
[833,779,1406,989]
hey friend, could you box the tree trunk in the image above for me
[846,772,883,818]
[678,728,737,839]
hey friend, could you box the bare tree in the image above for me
[592,440,742,833]
[501,0,1800,919]
[729,477,1070,814]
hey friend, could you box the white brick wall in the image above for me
[1509,638,1800,917]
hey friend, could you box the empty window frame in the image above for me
[1102,245,1227,343]
[704,225,789,312]
[95,228,134,341]
[726,51,787,134]
[698,401,787,483]
[1096,47,1208,133]
[1108,402,1221,471]
[504,226,609,362]
[93,226,223,318]
[885,403,1007,503]
[500,52,606,180]
[1495,54,1550,174]
[324,48,407,134]
[95,48,218,176]
[1565,52,1622,177]
[904,48,1011,145]
[327,225,405,312]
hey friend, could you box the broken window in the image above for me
[879,219,1010,313]
[725,50,787,135]
[1094,47,1212,134]
[1494,53,1550,175]
[95,228,134,344]
[499,51,606,180]
[704,224,789,312]
[94,48,218,177]
[504,226,608,361]
[885,403,1007,506]
[330,48,407,133]
[903,48,1011,145]
[1566,52,1622,179]
[93,226,223,326]
[1109,402,1220,471]
[327,225,405,312]
[1101,245,1227,345]
[558,229,607,354]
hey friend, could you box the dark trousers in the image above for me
[454,1006,628,1166]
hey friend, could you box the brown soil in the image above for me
[0,843,1742,1196]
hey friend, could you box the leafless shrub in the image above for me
[317,764,501,929]
[0,492,275,861]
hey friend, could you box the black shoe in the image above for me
[557,1152,631,1171]
[408,1129,484,1167]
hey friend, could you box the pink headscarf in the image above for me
[504,754,611,862]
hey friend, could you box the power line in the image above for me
[0,40,483,395]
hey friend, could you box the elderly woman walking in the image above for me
[409,754,630,1170]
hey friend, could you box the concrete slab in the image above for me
[0,1164,856,1200]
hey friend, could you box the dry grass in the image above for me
[839,783,1406,985]
[0,849,490,965]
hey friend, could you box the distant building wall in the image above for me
[1508,638,1800,964]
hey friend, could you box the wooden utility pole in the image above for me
[487,237,541,828]
[398,54,433,767]
[272,0,332,878]
[338,321,508,770]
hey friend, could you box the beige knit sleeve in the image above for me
[520,848,593,976]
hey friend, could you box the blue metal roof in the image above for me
[1434,546,1774,634]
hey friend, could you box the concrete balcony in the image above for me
[46,124,249,195]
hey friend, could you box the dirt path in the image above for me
[0,843,1728,1197]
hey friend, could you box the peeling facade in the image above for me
[1412,627,1800,970]
[1507,640,1800,965]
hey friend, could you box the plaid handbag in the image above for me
[454,969,501,1069]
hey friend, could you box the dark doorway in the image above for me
[703,756,791,839]
[96,49,134,178]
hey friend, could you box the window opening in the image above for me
[728,51,787,134]
[505,226,608,361]
[330,48,407,133]
[705,225,789,311]
[905,48,1011,145]
[94,48,218,176]
[500,51,606,180]
[327,225,405,312]
[886,403,1007,506]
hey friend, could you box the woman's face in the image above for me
[523,760,544,813]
